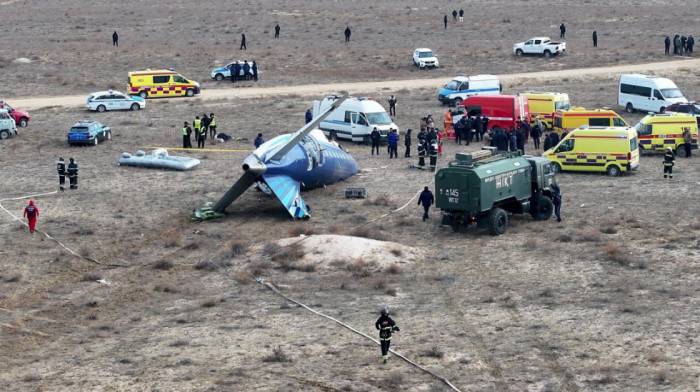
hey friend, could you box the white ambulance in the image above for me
[313,96,398,144]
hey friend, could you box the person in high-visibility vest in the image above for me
[444,109,453,133]
[197,122,207,148]
[375,308,399,364]
[208,113,217,139]
[182,122,192,148]
[193,115,201,145]
[663,147,675,179]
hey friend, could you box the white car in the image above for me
[87,90,145,112]
[413,48,439,69]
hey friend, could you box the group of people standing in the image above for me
[182,113,217,148]
[451,112,489,145]
[665,35,695,55]
[229,60,258,83]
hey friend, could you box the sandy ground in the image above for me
[1,1,700,391]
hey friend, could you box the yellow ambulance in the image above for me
[521,91,570,129]
[633,112,698,157]
[552,107,629,136]
[544,125,640,176]
[127,69,200,98]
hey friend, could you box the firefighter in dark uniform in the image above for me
[197,121,207,148]
[663,147,675,179]
[208,113,217,139]
[67,157,79,190]
[57,157,66,191]
[200,113,210,140]
[375,308,399,363]
[182,122,193,148]
[428,129,439,172]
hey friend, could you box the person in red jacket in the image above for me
[23,200,39,234]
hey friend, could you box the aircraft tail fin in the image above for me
[263,174,309,219]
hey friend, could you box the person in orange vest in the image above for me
[444,109,453,134]
[438,130,444,156]
[23,200,39,234]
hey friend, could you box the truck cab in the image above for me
[0,109,18,140]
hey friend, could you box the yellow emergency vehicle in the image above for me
[552,107,629,136]
[521,91,570,129]
[127,70,200,99]
[633,112,698,157]
[544,125,640,177]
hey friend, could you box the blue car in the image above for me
[67,120,111,146]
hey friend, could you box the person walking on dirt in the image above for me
[112,31,119,46]
[560,23,566,39]
[388,94,397,116]
[67,157,79,190]
[274,24,280,38]
[459,9,464,23]
[592,31,598,47]
[428,137,438,172]
[551,180,562,222]
[23,200,39,234]
[208,113,217,139]
[663,147,675,179]
[240,34,247,50]
[452,10,457,23]
[404,129,412,157]
[443,109,453,134]
[252,61,258,82]
[418,186,434,221]
[444,15,448,30]
[57,157,66,191]
[417,129,427,169]
[531,118,542,150]
[375,308,399,363]
[370,127,381,155]
[344,26,351,42]
[182,122,193,148]
[665,36,671,55]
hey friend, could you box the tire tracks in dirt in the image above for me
[438,234,580,392]
[11,58,700,111]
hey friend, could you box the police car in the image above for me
[67,120,111,146]
[87,90,145,112]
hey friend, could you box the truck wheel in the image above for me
[675,145,688,158]
[488,208,508,236]
[638,145,647,156]
[625,103,635,113]
[18,118,28,127]
[0,129,9,140]
[453,98,462,107]
[552,162,562,174]
[659,106,665,113]
[515,49,523,57]
[215,73,224,81]
[185,89,195,97]
[531,196,554,221]
[544,50,552,58]
[139,91,148,99]
[606,165,621,177]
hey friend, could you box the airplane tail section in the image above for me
[263,174,309,219]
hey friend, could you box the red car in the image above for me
[0,101,30,127]
[664,102,700,126]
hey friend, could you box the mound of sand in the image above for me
[276,234,420,268]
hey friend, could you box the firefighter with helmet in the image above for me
[375,308,399,363]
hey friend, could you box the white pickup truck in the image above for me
[513,37,566,58]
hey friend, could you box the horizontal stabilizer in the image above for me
[263,174,309,219]
[212,171,258,213]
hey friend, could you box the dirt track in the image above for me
[13,58,700,111]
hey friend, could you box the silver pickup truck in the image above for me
[513,37,566,58]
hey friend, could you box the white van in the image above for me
[438,74,501,106]
[618,74,687,114]
[313,96,398,143]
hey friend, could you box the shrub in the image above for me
[423,346,445,358]
[153,260,174,270]
[235,271,253,284]
[602,243,633,266]
[600,227,618,234]
[201,298,217,308]
[262,346,291,362]
[556,234,572,242]
[386,263,402,274]
[287,222,317,237]
[82,273,102,281]
[347,259,372,278]
[163,232,181,247]
[228,239,249,256]
[364,194,393,206]
[388,246,403,257]
[350,226,388,241]
[195,259,231,271]
[372,277,388,290]
[579,230,603,242]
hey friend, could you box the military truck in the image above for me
[436,147,556,235]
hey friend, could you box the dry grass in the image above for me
[153,260,174,270]
[349,226,389,241]
[262,346,291,363]
[363,194,393,206]
[385,263,402,274]
[346,258,372,278]
[228,239,249,256]
[601,242,633,266]
[235,271,253,284]
[286,222,318,237]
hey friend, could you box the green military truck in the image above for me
[436,147,557,235]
